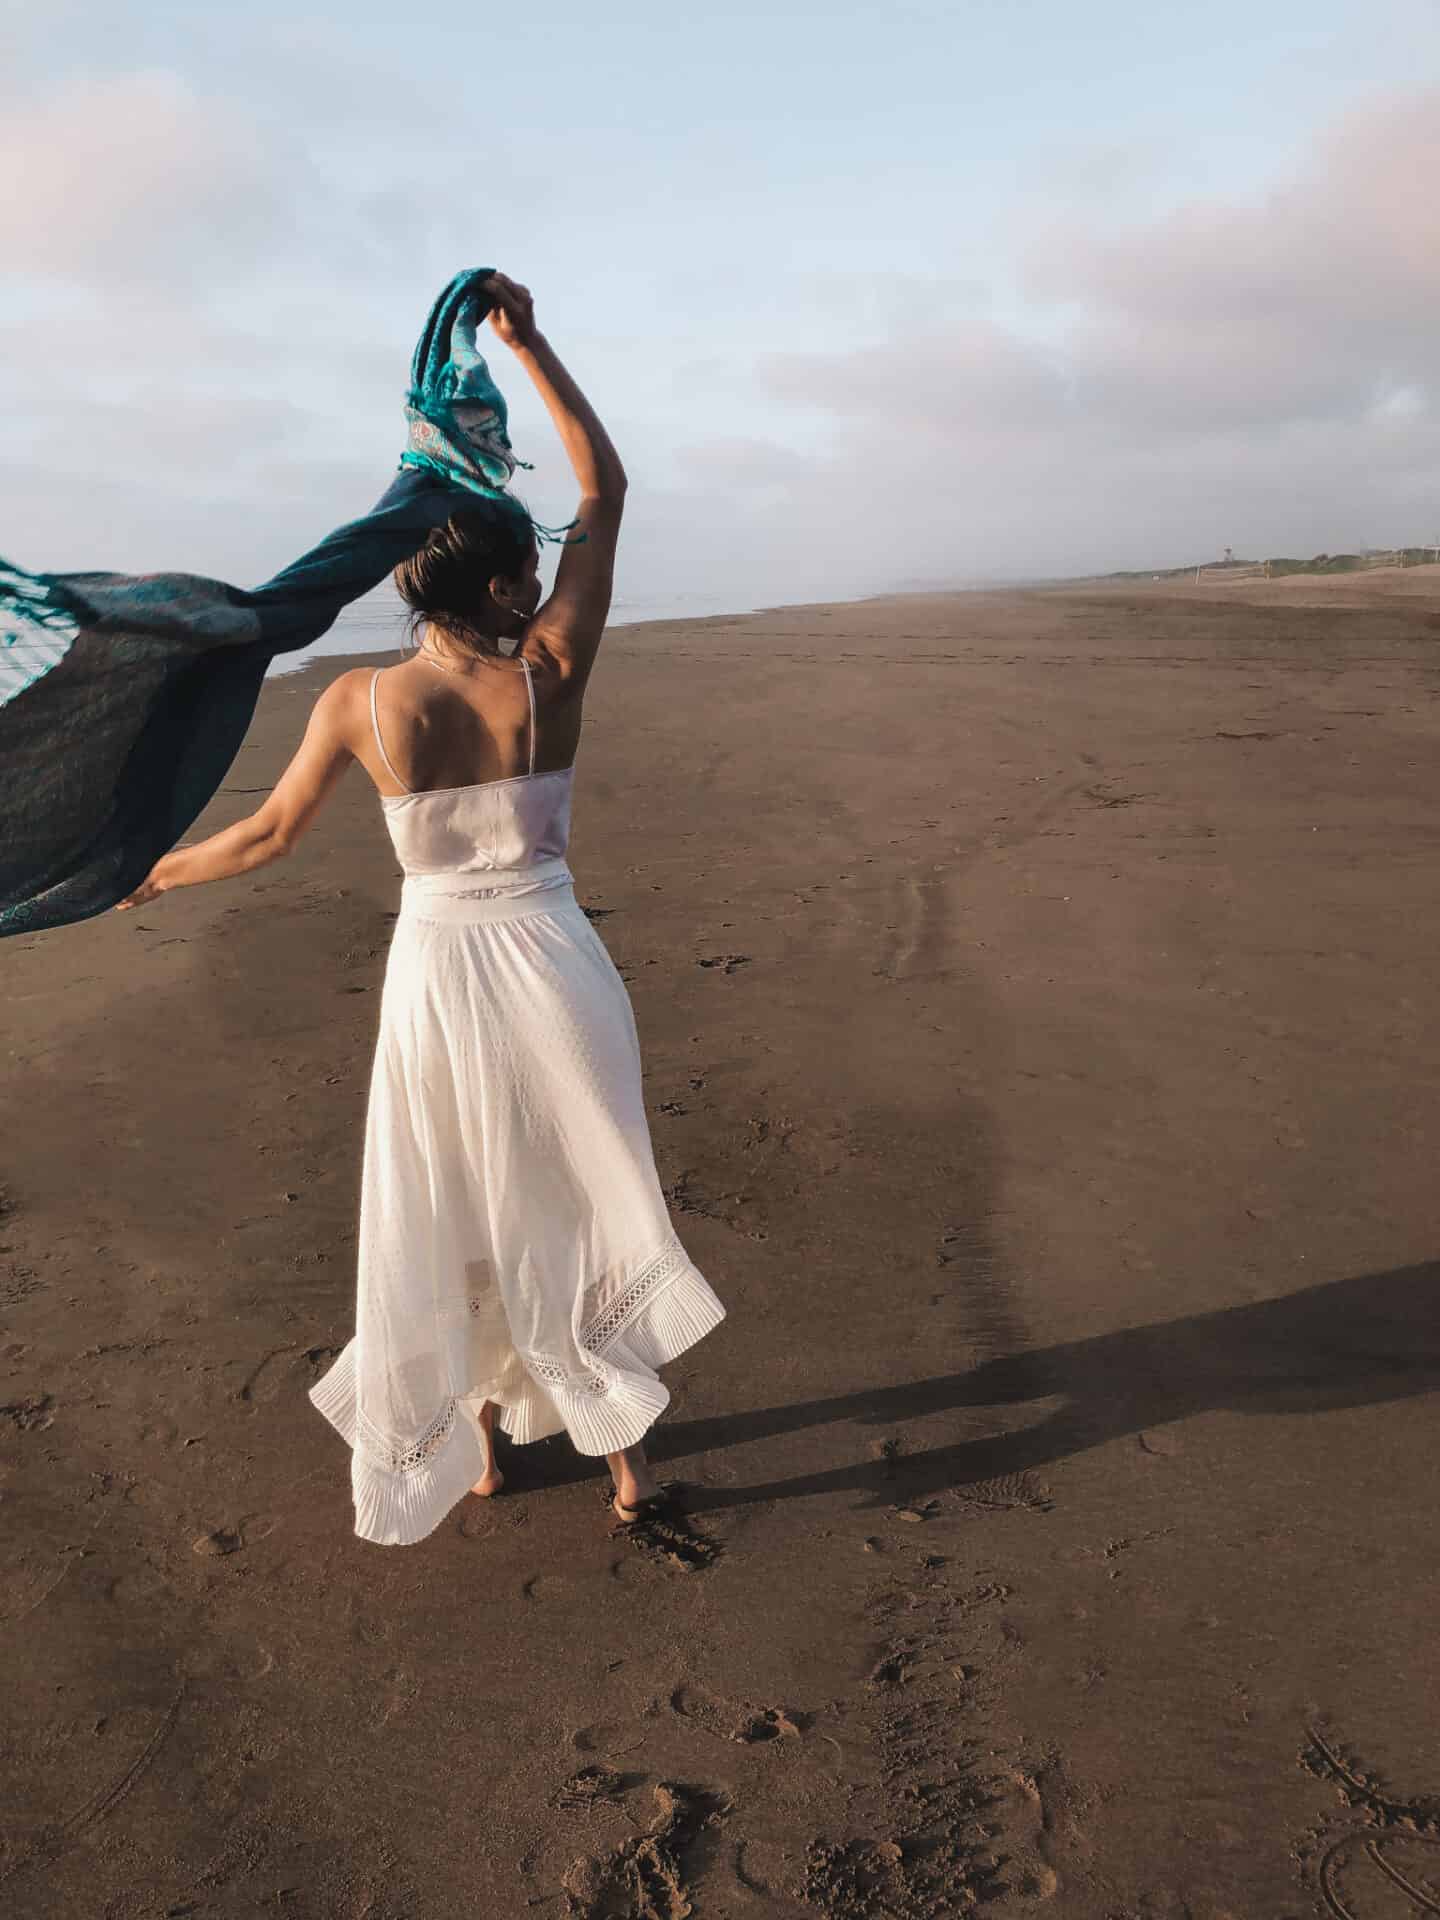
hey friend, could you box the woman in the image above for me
[116,273,727,1546]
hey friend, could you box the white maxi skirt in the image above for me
[309,862,727,1546]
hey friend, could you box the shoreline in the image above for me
[263,588,831,677]
[268,555,1440,681]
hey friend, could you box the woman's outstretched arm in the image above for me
[486,274,626,693]
[115,674,362,908]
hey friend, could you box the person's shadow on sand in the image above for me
[628,1259,1439,1514]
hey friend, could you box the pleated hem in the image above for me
[496,1254,728,1454]
[307,1254,726,1546]
[308,1341,492,1548]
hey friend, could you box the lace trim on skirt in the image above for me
[581,1237,695,1354]
[522,1235,697,1396]
[309,1232,725,1542]
[355,1397,459,1475]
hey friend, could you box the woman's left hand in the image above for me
[485,273,538,351]
[115,861,173,910]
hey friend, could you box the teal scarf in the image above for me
[0,269,562,938]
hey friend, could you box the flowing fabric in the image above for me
[0,269,556,939]
[308,675,727,1544]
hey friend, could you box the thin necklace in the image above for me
[415,647,473,678]
[415,643,527,677]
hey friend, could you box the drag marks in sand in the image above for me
[555,1553,1089,1917]
[0,1684,186,1894]
[0,1187,45,1313]
[869,765,1096,986]
[1299,1726,1440,1919]
[539,1569,1071,1918]
[795,1557,1086,1916]
[549,1676,816,1913]
[235,1340,339,1408]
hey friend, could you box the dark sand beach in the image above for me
[3,571,1439,1917]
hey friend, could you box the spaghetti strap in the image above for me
[369,670,411,794]
[520,656,537,777]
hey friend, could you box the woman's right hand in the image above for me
[485,273,538,351]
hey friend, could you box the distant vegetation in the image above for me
[1263,549,1438,576]
[1102,547,1440,584]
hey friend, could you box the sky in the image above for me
[5,0,1440,660]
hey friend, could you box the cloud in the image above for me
[671,436,823,491]
[769,90,1440,440]
[5,63,1439,611]
[0,66,470,578]
[732,89,1440,578]
[0,71,314,283]
[0,65,477,298]
[763,323,1073,435]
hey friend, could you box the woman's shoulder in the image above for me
[323,660,415,704]
[311,665,397,751]
[313,664,378,719]
[324,662,384,689]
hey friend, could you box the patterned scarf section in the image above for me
[0,269,556,939]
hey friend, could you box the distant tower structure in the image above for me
[1223,545,1233,566]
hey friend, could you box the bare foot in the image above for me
[471,1401,505,1497]
[606,1438,659,1521]
[612,1489,672,1523]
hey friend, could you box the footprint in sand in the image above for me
[0,1392,55,1432]
[990,1758,1088,1901]
[549,1764,632,1811]
[802,1837,917,1915]
[572,1720,649,1758]
[601,1481,722,1572]
[236,1345,324,1406]
[177,1638,276,1684]
[190,1512,273,1557]
[522,1572,571,1602]
[670,1680,803,1744]
[735,1836,798,1899]
[192,1527,244,1557]
[368,1664,419,1729]
[956,1470,1054,1514]
[560,1781,730,1920]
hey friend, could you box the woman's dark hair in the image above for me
[393,498,536,658]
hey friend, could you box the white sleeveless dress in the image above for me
[308,661,727,1546]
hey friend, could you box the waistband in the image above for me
[398,858,576,926]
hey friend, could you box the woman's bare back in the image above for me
[355,648,583,800]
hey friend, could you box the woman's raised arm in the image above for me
[486,274,626,695]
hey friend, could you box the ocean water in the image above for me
[264,587,791,679]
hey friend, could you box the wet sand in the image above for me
[3,573,1439,1916]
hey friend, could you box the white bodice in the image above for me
[379,766,574,878]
